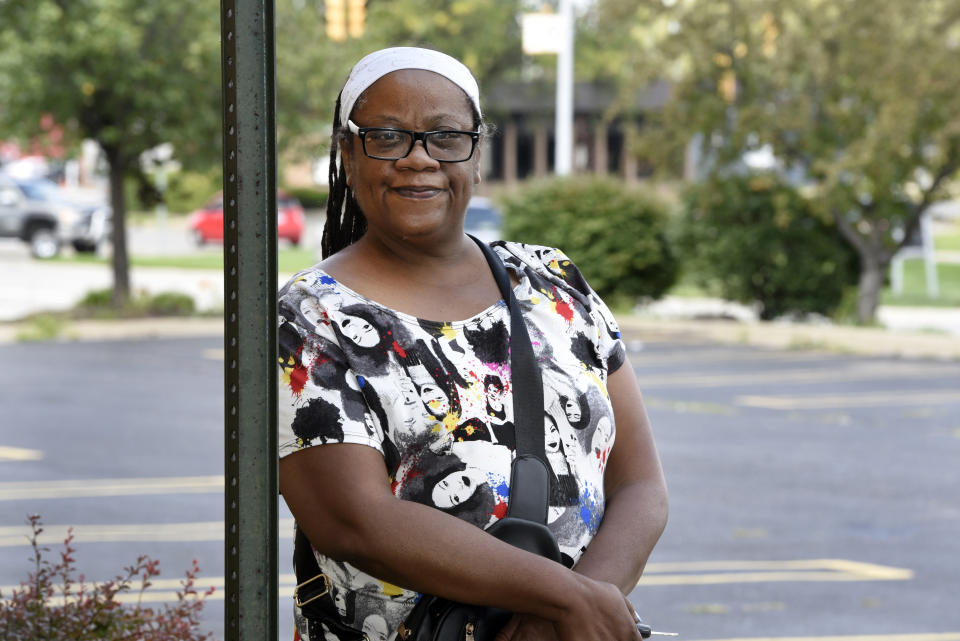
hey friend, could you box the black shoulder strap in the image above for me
[294,237,551,605]
[469,237,550,524]
[469,237,545,464]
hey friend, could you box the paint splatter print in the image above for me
[278,242,626,641]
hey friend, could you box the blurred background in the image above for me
[1,1,959,640]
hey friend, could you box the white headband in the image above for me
[338,47,482,125]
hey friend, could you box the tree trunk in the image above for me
[106,151,131,307]
[856,256,884,325]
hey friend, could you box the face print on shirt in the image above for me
[557,391,591,430]
[339,313,379,347]
[300,297,330,329]
[431,469,483,508]
[362,614,389,641]
[418,382,450,419]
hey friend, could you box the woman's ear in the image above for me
[473,147,482,185]
[340,144,354,188]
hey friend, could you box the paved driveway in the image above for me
[2,334,958,640]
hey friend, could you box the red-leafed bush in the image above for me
[0,514,214,640]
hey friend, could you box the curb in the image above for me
[0,317,223,345]
[2,314,957,360]
[618,317,960,360]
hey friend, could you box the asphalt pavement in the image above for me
[1,335,959,641]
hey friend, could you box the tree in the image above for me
[0,1,221,305]
[272,0,529,173]
[591,0,960,323]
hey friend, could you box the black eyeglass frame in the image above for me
[346,119,480,163]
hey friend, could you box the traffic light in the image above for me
[326,0,347,41]
[347,0,366,38]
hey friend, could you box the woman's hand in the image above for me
[494,614,556,641]
[496,575,641,641]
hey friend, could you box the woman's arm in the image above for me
[280,444,642,641]
[491,356,668,641]
[571,356,669,592]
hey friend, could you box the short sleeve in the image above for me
[277,282,384,459]
[555,256,626,374]
[497,242,627,374]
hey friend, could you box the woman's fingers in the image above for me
[555,577,643,641]
[495,613,522,641]
[497,614,558,641]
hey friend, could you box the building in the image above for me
[481,79,670,185]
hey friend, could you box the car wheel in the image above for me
[30,227,60,259]
[289,236,301,247]
[192,229,207,246]
[72,240,100,254]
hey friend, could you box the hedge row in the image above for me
[498,174,858,320]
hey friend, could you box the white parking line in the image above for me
[737,389,960,410]
[0,476,224,501]
[0,446,43,461]
[638,559,912,586]
[684,634,960,641]
[0,519,296,547]
[636,362,959,389]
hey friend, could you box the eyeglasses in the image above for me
[347,120,479,163]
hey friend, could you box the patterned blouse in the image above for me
[277,242,626,641]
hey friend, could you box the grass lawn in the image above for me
[935,230,960,251]
[666,259,960,309]
[880,258,960,307]
[52,247,319,274]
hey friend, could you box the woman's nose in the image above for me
[397,140,438,168]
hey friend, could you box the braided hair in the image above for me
[320,91,486,259]
[321,93,367,259]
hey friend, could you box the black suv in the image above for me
[0,172,111,258]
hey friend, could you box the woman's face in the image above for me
[299,298,327,328]
[592,417,613,453]
[545,419,561,454]
[419,383,449,417]
[333,588,347,616]
[563,397,581,423]
[486,381,504,411]
[339,314,378,347]
[432,470,477,508]
[341,69,481,245]
[362,614,389,641]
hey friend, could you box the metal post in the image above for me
[554,0,574,176]
[221,1,279,639]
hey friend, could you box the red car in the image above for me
[188,191,306,245]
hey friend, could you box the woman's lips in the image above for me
[393,186,442,199]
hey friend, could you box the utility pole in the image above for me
[555,0,574,176]
[220,0,279,639]
[522,0,575,176]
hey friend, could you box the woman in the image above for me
[278,47,668,641]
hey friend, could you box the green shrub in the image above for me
[0,515,213,640]
[679,172,858,320]
[284,185,329,209]
[74,288,197,318]
[15,314,67,342]
[501,177,679,307]
[146,291,196,316]
[163,169,222,214]
[78,288,115,310]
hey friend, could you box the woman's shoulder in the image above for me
[492,240,593,299]
[279,265,343,309]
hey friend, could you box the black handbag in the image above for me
[293,237,561,641]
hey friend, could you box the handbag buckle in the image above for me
[294,572,330,608]
[397,623,412,640]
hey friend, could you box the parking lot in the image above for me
[1,331,958,640]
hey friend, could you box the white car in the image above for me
[464,196,502,244]
[0,173,111,258]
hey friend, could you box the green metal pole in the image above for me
[221,1,279,639]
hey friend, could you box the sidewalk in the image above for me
[2,296,958,360]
